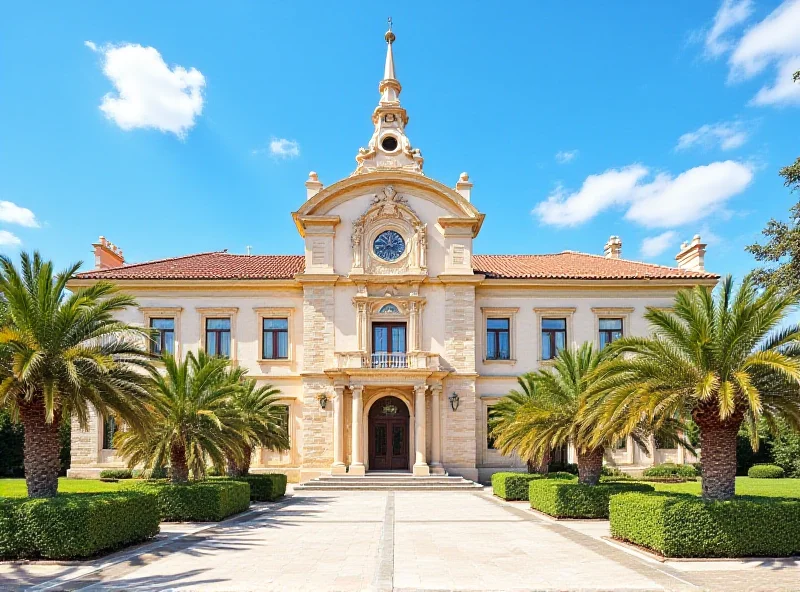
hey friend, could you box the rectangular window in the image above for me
[205,318,231,358]
[541,318,567,361]
[614,437,627,451]
[599,318,623,349]
[262,318,289,359]
[149,318,175,356]
[487,406,497,450]
[486,318,510,360]
[274,404,290,443]
[102,415,117,450]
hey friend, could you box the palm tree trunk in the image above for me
[18,399,62,498]
[240,444,252,476]
[577,446,604,486]
[226,445,252,477]
[169,442,189,483]
[527,448,551,474]
[694,407,742,501]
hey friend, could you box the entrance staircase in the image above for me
[294,472,483,492]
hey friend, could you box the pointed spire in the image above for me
[353,20,424,176]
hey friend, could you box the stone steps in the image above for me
[294,473,483,492]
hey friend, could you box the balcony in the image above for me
[334,351,441,371]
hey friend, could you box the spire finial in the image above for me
[383,19,396,80]
[385,17,395,44]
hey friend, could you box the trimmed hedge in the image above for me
[491,472,544,500]
[99,468,134,479]
[0,491,159,559]
[547,471,578,481]
[214,474,288,502]
[748,464,786,479]
[124,480,250,521]
[643,463,699,478]
[610,492,800,558]
[549,462,578,474]
[529,480,654,518]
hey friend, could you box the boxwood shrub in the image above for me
[125,480,250,522]
[643,463,698,478]
[99,468,134,479]
[0,491,159,560]
[529,479,654,518]
[546,471,578,481]
[610,492,800,558]
[748,464,786,479]
[491,472,544,500]
[214,474,288,502]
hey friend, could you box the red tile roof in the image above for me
[74,250,717,281]
[75,252,305,280]
[472,253,718,280]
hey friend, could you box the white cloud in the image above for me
[750,55,800,106]
[0,201,38,228]
[705,0,753,57]
[641,231,678,258]
[92,43,205,138]
[729,0,800,78]
[555,150,579,164]
[84,40,97,52]
[533,161,753,229]
[0,231,22,247]
[269,138,300,158]
[675,121,749,151]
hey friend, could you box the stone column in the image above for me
[430,384,443,474]
[349,385,365,475]
[331,386,346,475]
[413,385,430,476]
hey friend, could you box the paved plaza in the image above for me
[2,488,800,591]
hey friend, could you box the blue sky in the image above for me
[1,1,798,277]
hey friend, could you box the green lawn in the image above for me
[0,478,121,498]
[650,477,800,498]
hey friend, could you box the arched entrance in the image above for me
[368,396,410,471]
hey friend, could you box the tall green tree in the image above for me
[0,252,154,497]
[591,276,800,500]
[223,374,290,477]
[747,70,800,292]
[116,351,244,483]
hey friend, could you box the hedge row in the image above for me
[213,474,287,502]
[492,472,578,500]
[0,491,159,560]
[124,480,250,521]
[610,492,800,558]
[99,469,134,480]
[748,464,785,479]
[642,463,699,478]
[529,480,654,518]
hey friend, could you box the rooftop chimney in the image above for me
[676,234,706,272]
[456,172,473,202]
[305,171,323,200]
[604,235,622,259]
[92,236,124,270]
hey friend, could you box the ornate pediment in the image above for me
[350,185,427,276]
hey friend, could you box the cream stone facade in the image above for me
[68,28,713,482]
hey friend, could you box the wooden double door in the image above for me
[368,396,410,471]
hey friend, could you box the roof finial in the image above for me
[384,18,396,79]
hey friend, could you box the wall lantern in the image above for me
[448,391,460,412]
[317,393,328,410]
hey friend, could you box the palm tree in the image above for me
[223,376,290,477]
[591,275,800,500]
[0,252,154,498]
[491,343,613,485]
[488,374,550,474]
[115,351,243,483]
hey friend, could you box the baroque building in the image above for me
[68,28,714,481]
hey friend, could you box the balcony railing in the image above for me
[370,352,408,369]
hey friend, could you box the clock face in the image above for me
[373,230,406,262]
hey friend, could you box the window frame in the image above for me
[480,307,519,365]
[255,307,295,364]
[592,307,633,351]
[149,317,176,357]
[140,307,182,360]
[534,307,576,364]
[198,307,238,361]
[540,318,567,361]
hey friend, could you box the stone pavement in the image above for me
[1,488,799,591]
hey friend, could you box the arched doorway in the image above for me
[368,396,410,471]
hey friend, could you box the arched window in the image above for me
[379,303,400,314]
